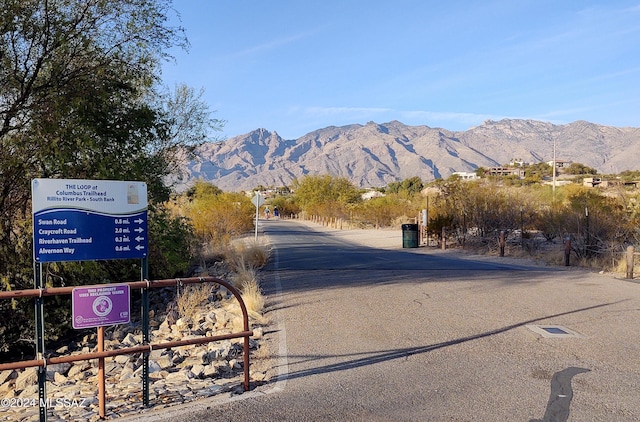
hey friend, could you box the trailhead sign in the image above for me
[32,179,148,262]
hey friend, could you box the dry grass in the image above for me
[240,279,266,317]
[458,236,640,278]
[175,237,270,329]
[227,240,270,273]
[223,239,270,322]
[176,284,212,321]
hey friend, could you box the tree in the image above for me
[566,162,598,175]
[524,162,553,178]
[386,176,423,196]
[356,195,408,228]
[154,84,226,188]
[0,0,221,356]
[182,181,254,244]
[292,175,361,217]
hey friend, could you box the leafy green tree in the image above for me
[269,195,300,218]
[386,176,424,196]
[524,162,553,178]
[566,162,598,175]
[292,174,361,217]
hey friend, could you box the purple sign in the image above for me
[72,285,130,329]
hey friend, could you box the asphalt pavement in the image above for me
[124,219,640,421]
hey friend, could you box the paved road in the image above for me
[132,220,640,421]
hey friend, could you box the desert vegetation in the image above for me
[262,170,640,273]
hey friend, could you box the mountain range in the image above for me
[180,119,640,192]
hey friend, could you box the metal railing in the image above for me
[0,276,252,420]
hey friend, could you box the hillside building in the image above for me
[488,167,526,178]
[546,159,572,168]
[452,171,479,180]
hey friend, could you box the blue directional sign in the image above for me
[32,179,148,262]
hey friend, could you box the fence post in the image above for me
[499,231,506,257]
[441,227,446,250]
[98,326,106,418]
[564,237,571,266]
[626,246,635,279]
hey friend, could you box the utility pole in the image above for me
[552,138,557,197]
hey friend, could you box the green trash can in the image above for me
[402,223,419,248]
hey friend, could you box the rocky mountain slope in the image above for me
[180,119,640,192]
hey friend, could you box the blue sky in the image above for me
[162,0,640,140]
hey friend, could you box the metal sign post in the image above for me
[141,256,149,407]
[34,262,46,422]
[251,193,265,241]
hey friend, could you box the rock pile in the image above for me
[0,284,268,421]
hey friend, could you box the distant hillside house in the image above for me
[546,159,572,168]
[362,190,386,200]
[488,167,526,178]
[509,159,529,167]
[452,171,479,180]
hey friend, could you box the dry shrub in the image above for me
[611,253,640,278]
[175,238,270,329]
[222,240,269,320]
[251,340,273,360]
[227,240,270,273]
[391,215,415,227]
[176,284,212,321]
[240,279,266,317]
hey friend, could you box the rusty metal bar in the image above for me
[0,331,252,371]
[0,276,229,300]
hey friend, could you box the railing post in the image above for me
[626,246,635,279]
[564,236,572,266]
[98,326,106,418]
[499,231,506,257]
[141,258,150,407]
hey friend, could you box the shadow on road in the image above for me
[275,300,624,381]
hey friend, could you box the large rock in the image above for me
[46,362,72,381]
[0,369,15,385]
[14,367,38,391]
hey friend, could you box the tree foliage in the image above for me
[292,175,361,217]
[566,162,598,175]
[355,195,411,228]
[386,176,424,196]
[181,181,254,244]
[0,0,222,356]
